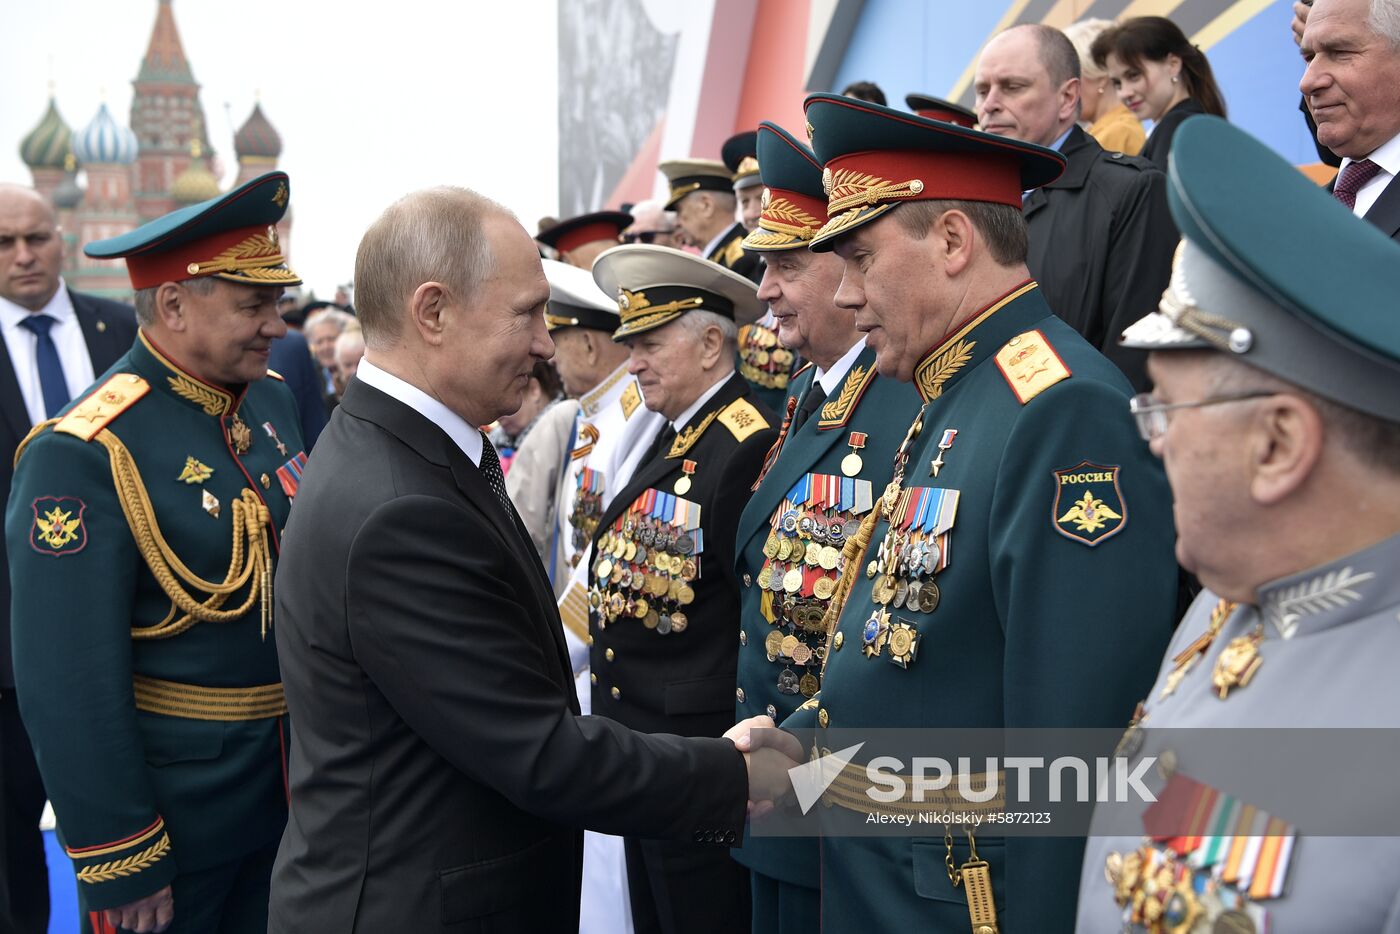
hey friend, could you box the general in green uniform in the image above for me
[776,94,1180,933]
[6,172,305,934]
[730,119,923,933]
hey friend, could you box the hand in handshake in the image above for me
[723,715,806,818]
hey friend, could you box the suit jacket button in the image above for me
[703,830,715,843]
[735,687,746,703]
[605,648,615,662]
[693,830,704,843]
[766,703,777,719]
[611,686,621,700]
[590,673,597,684]
[743,573,752,587]
[739,630,748,647]
[724,830,737,844]
[818,708,829,728]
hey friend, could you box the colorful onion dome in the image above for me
[234,103,282,160]
[73,103,138,166]
[20,97,73,170]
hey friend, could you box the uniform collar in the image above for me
[815,337,867,396]
[1256,530,1400,641]
[910,280,1044,402]
[133,329,246,417]
[579,361,632,419]
[702,223,737,260]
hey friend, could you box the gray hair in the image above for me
[354,186,509,348]
[1371,0,1400,47]
[677,308,738,352]
[132,276,216,326]
[304,307,354,335]
[1063,18,1116,81]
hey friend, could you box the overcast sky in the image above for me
[1,0,562,297]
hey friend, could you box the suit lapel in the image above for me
[1364,174,1400,239]
[0,328,30,445]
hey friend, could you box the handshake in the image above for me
[723,715,807,818]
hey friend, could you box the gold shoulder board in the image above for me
[718,397,770,442]
[54,374,151,442]
[721,237,745,268]
[265,369,285,382]
[994,329,1072,405]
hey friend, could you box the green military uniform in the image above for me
[6,172,304,931]
[730,120,924,932]
[775,94,1180,932]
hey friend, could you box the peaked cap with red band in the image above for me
[802,93,1066,252]
[742,122,828,253]
[84,171,300,290]
[536,210,634,256]
[905,93,978,128]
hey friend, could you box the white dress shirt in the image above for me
[814,337,868,396]
[0,280,96,426]
[1341,131,1400,219]
[354,358,483,466]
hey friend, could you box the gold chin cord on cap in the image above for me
[1159,243,1255,355]
[96,430,275,640]
[946,824,999,934]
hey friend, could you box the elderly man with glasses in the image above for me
[1078,116,1400,932]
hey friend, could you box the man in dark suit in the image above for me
[269,187,779,934]
[586,244,778,934]
[1300,0,1400,241]
[975,24,1177,391]
[0,183,135,934]
[267,328,326,449]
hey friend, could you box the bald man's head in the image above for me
[0,184,64,311]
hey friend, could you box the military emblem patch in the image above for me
[1051,462,1126,547]
[30,497,88,556]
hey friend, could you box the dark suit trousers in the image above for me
[1,690,48,934]
[625,836,749,934]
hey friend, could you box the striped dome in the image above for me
[234,103,282,160]
[20,98,73,169]
[73,103,138,166]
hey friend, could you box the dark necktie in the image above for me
[1333,158,1382,210]
[792,383,828,432]
[643,424,678,464]
[18,314,70,418]
[477,429,518,519]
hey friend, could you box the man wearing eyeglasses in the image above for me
[621,200,681,248]
[1077,117,1400,932]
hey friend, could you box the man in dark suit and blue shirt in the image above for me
[269,186,781,934]
[0,182,135,934]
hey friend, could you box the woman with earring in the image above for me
[1065,18,1147,155]
[1091,16,1228,171]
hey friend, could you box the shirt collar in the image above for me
[0,278,74,328]
[701,225,733,260]
[815,337,867,396]
[579,361,632,419]
[671,370,730,432]
[355,358,483,466]
[1341,131,1400,178]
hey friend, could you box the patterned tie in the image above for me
[1333,158,1382,210]
[792,383,828,432]
[18,314,70,418]
[476,429,518,518]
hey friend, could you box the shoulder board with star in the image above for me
[816,363,877,431]
[53,374,151,442]
[265,369,285,382]
[994,329,1072,405]
[717,397,770,442]
[720,235,745,268]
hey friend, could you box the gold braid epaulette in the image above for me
[91,429,274,640]
[818,507,883,678]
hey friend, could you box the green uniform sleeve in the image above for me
[6,430,178,909]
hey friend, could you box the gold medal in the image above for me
[782,568,804,594]
[842,431,868,478]
[757,565,774,589]
[624,541,637,562]
[780,634,800,657]
[642,610,659,629]
[813,576,836,600]
[819,545,840,570]
[763,534,780,559]
[804,546,822,567]
[887,621,918,668]
[1212,625,1263,699]
[596,558,614,581]
[673,475,691,495]
[676,583,696,605]
[670,611,688,633]
[777,538,794,561]
[917,581,940,613]
[799,672,819,697]
[765,631,785,656]
[633,598,649,619]
[680,559,698,581]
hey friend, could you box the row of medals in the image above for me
[740,326,794,389]
[755,506,860,698]
[1105,843,1260,934]
[589,513,698,636]
[860,523,945,665]
[569,489,603,563]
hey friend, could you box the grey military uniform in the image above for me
[1077,531,1400,932]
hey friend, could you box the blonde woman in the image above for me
[1064,18,1147,155]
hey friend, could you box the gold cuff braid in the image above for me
[92,429,274,640]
